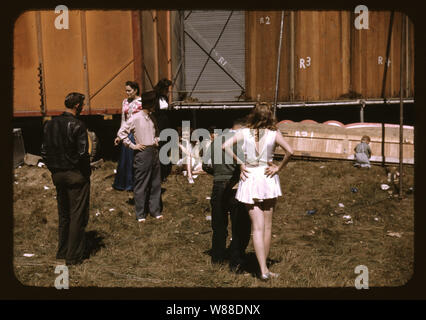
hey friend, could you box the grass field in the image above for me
[13,159,414,288]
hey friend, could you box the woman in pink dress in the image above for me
[113,81,142,191]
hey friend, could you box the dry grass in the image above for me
[13,159,414,288]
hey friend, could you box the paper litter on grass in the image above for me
[387,231,402,238]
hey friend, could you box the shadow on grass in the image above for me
[240,253,282,277]
[85,230,106,259]
[203,248,282,278]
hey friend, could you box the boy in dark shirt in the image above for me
[203,118,251,273]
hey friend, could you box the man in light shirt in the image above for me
[117,91,163,223]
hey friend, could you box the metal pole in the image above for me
[171,98,414,110]
[290,11,295,101]
[181,11,186,100]
[360,100,365,123]
[399,14,405,199]
[274,11,285,117]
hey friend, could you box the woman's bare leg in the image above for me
[261,199,276,261]
[247,203,269,275]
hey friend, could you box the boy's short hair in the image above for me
[233,117,247,127]
[361,135,371,143]
[64,92,85,109]
[141,90,157,109]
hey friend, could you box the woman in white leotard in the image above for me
[222,102,293,280]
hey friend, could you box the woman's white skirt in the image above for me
[235,166,282,204]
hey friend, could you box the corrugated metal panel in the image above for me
[184,10,245,102]
[13,12,40,112]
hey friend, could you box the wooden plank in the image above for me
[276,121,414,164]
[141,10,157,90]
[351,11,410,99]
[246,11,290,101]
[40,10,85,110]
[166,11,173,102]
[156,10,169,82]
[153,10,159,86]
[13,12,41,114]
[132,10,143,88]
[80,11,90,110]
[294,11,351,101]
[85,11,134,111]
[290,11,295,101]
[169,10,184,102]
[35,12,47,113]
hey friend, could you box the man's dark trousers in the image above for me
[133,146,162,219]
[52,169,90,263]
[210,180,251,265]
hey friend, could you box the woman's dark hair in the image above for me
[154,78,172,92]
[245,102,277,130]
[125,81,140,95]
[64,92,85,109]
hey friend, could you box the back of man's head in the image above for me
[232,117,247,130]
[65,92,85,109]
[141,90,157,110]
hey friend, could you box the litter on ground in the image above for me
[387,231,402,238]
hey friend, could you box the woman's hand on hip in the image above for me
[133,144,146,151]
[240,164,249,181]
[265,162,279,177]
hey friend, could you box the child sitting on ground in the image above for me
[176,131,205,184]
[353,135,372,168]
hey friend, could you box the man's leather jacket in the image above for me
[41,112,91,177]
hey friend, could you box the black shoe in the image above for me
[211,257,226,265]
[229,263,244,274]
[66,259,83,266]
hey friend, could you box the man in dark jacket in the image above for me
[203,118,251,273]
[41,92,91,266]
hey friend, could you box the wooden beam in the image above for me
[131,10,143,88]
[153,10,159,86]
[35,11,47,114]
[166,10,173,103]
[80,11,91,112]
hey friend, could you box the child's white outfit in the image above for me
[354,142,372,168]
[177,141,203,182]
[236,128,282,204]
